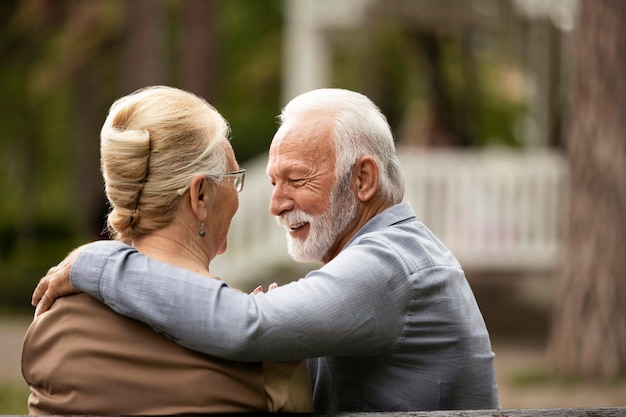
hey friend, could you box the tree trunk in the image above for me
[122,0,166,93]
[411,31,474,147]
[548,0,626,379]
[180,0,217,101]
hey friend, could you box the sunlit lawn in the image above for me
[0,314,31,415]
[0,382,29,414]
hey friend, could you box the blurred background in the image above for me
[0,0,624,413]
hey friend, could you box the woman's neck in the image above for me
[133,229,216,279]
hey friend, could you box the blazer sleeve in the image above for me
[71,239,409,361]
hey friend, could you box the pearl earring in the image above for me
[198,222,206,238]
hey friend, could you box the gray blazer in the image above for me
[71,202,500,412]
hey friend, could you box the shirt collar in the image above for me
[344,202,415,248]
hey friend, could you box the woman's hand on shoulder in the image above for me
[249,282,278,295]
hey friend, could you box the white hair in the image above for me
[279,88,404,203]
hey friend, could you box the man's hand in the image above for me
[32,244,87,316]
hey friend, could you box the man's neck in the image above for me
[321,198,393,263]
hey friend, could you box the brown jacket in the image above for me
[22,293,312,415]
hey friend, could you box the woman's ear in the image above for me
[354,156,379,202]
[189,174,209,220]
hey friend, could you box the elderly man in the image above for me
[34,88,500,413]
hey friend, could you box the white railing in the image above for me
[212,148,568,288]
[398,148,568,271]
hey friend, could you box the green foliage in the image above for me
[0,230,80,315]
[213,0,284,162]
[0,0,285,310]
[331,10,528,148]
[0,0,539,310]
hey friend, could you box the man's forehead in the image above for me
[272,112,334,149]
[267,121,335,175]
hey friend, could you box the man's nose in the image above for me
[269,184,294,217]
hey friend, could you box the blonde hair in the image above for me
[101,86,230,244]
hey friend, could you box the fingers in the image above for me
[250,283,278,295]
[250,285,264,295]
[34,293,54,318]
[33,277,79,317]
[31,275,51,306]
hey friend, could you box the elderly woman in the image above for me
[21,86,312,415]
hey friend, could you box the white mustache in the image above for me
[276,210,312,229]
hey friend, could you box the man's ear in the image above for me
[354,156,379,202]
[189,174,209,220]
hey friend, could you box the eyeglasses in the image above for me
[220,169,246,192]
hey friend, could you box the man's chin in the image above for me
[287,246,309,263]
[287,240,319,263]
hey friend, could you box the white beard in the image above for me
[277,177,358,262]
